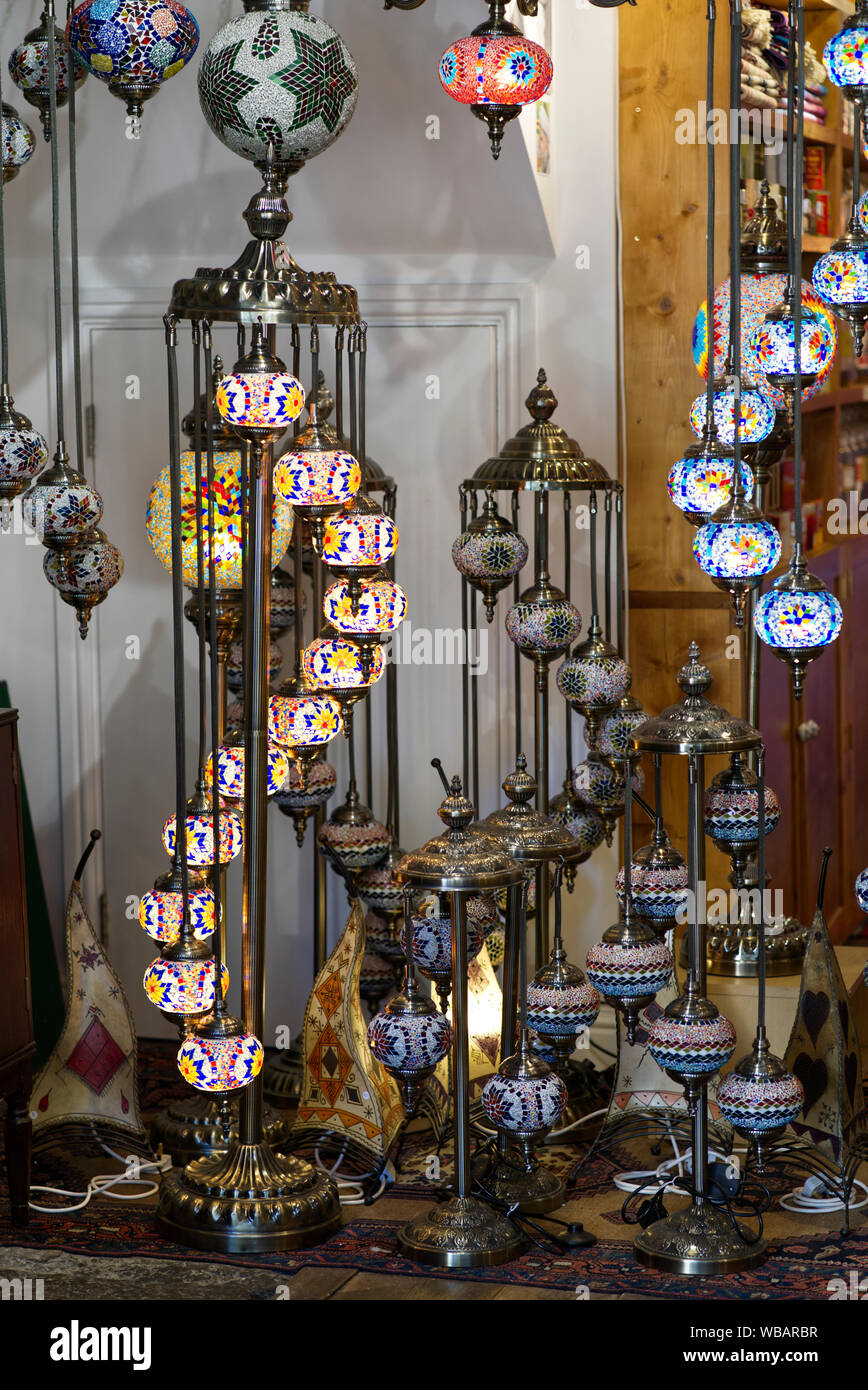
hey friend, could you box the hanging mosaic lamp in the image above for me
[439,0,553,159]
[274,757,336,847]
[206,734,289,802]
[506,577,582,661]
[270,564,304,636]
[617,835,688,936]
[693,493,782,625]
[647,974,736,1114]
[813,224,868,356]
[556,616,631,747]
[178,1012,264,1094]
[138,862,215,945]
[400,892,486,1010]
[367,982,452,1112]
[143,940,228,1021]
[10,4,87,142]
[451,490,528,621]
[751,296,837,397]
[585,915,672,1044]
[824,2,868,104]
[0,386,49,518]
[572,752,632,817]
[273,385,361,548]
[323,574,407,637]
[197,6,358,173]
[162,792,243,867]
[856,865,868,913]
[549,779,605,861]
[356,841,405,917]
[267,676,342,788]
[42,526,123,638]
[717,1031,803,1156]
[526,940,600,1073]
[598,691,648,769]
[320,494,398,579]
[215,326,305,441]
[667,437,753,528]
[481,1041,566,1168]
[754,557,844,698]
[317,807,391,873]
[302,628,384,692]
[704,754,781,874]
[67,0,199,136]
[688,379,775,447]
[1,101,35,182]
[693,273,836,409]
[22,445,103,550]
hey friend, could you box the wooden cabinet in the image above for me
[0,709,34,1224]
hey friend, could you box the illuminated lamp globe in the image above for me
[556,616,630,746]
[667,438,753,528]
[751,300,837,396]
[481,1046,567,1173]
[1,101,35,181]
[688,382,775,446]
[178,1013,264,1094]
[302,632,384,691]
[320,494,398,577]
[439,18,552,159]
[143,948,228,1020]
[323,575,407,636]
[754,559,843,698]
[215,326,304,442]
[273,402,361,550]
[162,795,243,867]
[67,0,198,135]
[138,865,215,945]
[693,494,781,625]
[43,527,123,638]
[506,579,581,661]
[451,492,528,622]
[585,916,672,1043]
[206,736,289,802]
[824,7,868,104]
[813,227,868,357]
[0,388,48,517]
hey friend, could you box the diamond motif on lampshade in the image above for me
[146,450,293,590]
[162,805,243,866]
[273,446,360,511]
[813,244,868,312]
[481,1066,566,1136]
[197,9,358,166]
[616,861,688,924]
[439,33,552,107]
[585,937,672,1000]
[216,370,304,432]
[323,577,407,635]
[716,1068,803,1135]
[754,583,843,651]
[302,636,384,690]
[692,274,836,409]
[451,514,528,622]
[572,757,639,814]
[598,702,648,763]
[320,508,398,568]
[1,102,35,181]
[67,1,198,122]
[0,420,48,503]
[556,646,630,711]
[267,690,342,747]
[143,956,229,1016]
[824,20,868,97]
[693,516,781,582]
[751,306,837,388]
[138,886,216,944]
[22,470,103,548]
[668,449,754,526]
[688,387,775,445]
[647,1011,736,1077]
[177,1029,264,1093]
[206,741,289,801]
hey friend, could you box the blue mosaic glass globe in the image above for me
[813,242,868,313]
[824,19,868,99]
[754,581,843,651]
[689,387,775,445]
[668,446,753,526]
[693,516,781,582]
[855,866,868,913]
[751,305,837,390]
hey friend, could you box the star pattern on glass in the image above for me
[199,40,258,137]
[270,30,355,134]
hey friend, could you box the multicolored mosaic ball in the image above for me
[556,649,630,711]
[302,636,384,690]
[226,638,283,695]
[617,861,688,923]
[751,308,837,388]
[42,530,124,627]
[146,450,294,590]
[692,274,837,409]
[9,22,86,142]
[274,758,336,812]
[1,102,35,181]
[439,33,552,107]
[268,690,342,748]
[598,703,647,763]
[813,245,868,313]
[754,583,843,651]
[177,1029,264,1093]
[716,1068,803,1134]
[216,371,305,432]
[198,9,358,165]
[138,885,216,944]
[143,955,228,1016]
[206,741,289,801]
[693,517,781,582]
[356,861,403,916]
[688,387,775,445]
[481,1067,566,1136]
[400,899,486,977]
[667,450,753,524]
[467,893,500,931]
[585,937,672,1000]
[162,806,243,866]
[367,1006,452,1076]
[323,577,407,635]
[856,866,868,913]
[67,1,198,103]
[704,779,781,846]
[572,757,629,814]
[505,593,582,656]
[273,446,361,513]
[0,423,48,501]
[526,979,600,1038]
[318,818,391,871]
[648,1011,736,1077]
[550,796,605,853]
[824,20,868,96]
[320,509,398,569]
[22,473,103,548]
[451,525,528,588]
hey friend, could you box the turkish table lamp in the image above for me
[439,0,553,159]
[527,861,600,1079]
[67,0,199,136]
[451,489,528,621]
[400,892,486,1012]
[10,2,86,142]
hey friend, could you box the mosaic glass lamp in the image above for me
[270,564,303,635]
[143,949,228,1021]
[439,4,553,159]
[585,916,672,1044]
[0,387,49,514]
[556,616,631,746]
[215,327,304,442]
[400,893,486,1011]
[616,835,688,936]
[688,381,775,446]
[856,865,868,913]
[206,735,289,802]
[320,494,398,578]
[197,7,358,169]
[226,637,282,696]
[318,811,391,874]
[813,225,868,357]
[451,491,528,621]
[302,630,384,691]
[42,527,123,638]
[704,754,780,872]
[526,940,600,1074]
[693,494,782,625]
[751,298,837,396]
[598,691,648,769]
[717,1031,803,1156]
[22,446,103,548]
[268,676,342,790]
[67,0,199,135]
[647,974,736,1114]
[138,864,215,945]
[323,575,407,636]
[667,440,753,528]
[754,558,844,698]
[273,380,362,548]
[274,757,336,847]
[481,1042,567,1171]
[506,577,582,661]
[824,2,868,104]
[549,781,605,861]
[162,793,243,867]
[367,982,452,1112]
[10,5,86,141]
[1,101,35,182]
[177,1013,264,1094]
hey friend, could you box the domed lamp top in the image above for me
[740,181,789,278]
[472,369,610,489]
[395,768,524,893]
[632,642,762,756]
[475,753,583,863]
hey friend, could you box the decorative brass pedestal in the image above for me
[398,1195,525,1269]
[261,1038,304,1106]
[155,1142,341,1253]
[150,1092,293,1167]
[479,1152,565,1214]
[633,1202,767,1275]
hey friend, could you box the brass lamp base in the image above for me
[155,1141,341,1253]
[679,920,808,978]
[150,1093,293,1167]
[398,1195,526,1269]
[633,1201,768,1275]
[477,1152,566,1215]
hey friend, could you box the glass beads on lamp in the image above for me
[439,20,553,159]
[162,801,243,866]
[717,1043,803,1147]
[10,8,86,142]
[1,102,35,182]
[481,1053,566,1147]
[585,922,672,1043]
[824,8,868,103]
[647,982,736,1111]
[667,444,752,528]
[751,302,837,394]
[856,866,868,912]
[506,582,581,658]
[178,1018,264,1094]
[555,617,630,728]
[754,561,843,698]
[302,634,384,690]
[367,990,452,1111]
[688,385,774,446]
[526,951,600,1059]
[143,955,228,1018]
[323,576,407,635]
[451,492,528,621]
[616,854,688,931]
[692,503,781,623]
[42,528,123,638]
[67,0,199,134]
[704,759,781,851]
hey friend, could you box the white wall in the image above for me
[0,0,621,1043]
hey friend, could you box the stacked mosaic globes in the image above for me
[67,0,199,134]
[367,983,452,1113]
[647,976,736,1113]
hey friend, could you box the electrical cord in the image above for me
[778,1175,868,1216]
[28,1142,170,1214]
